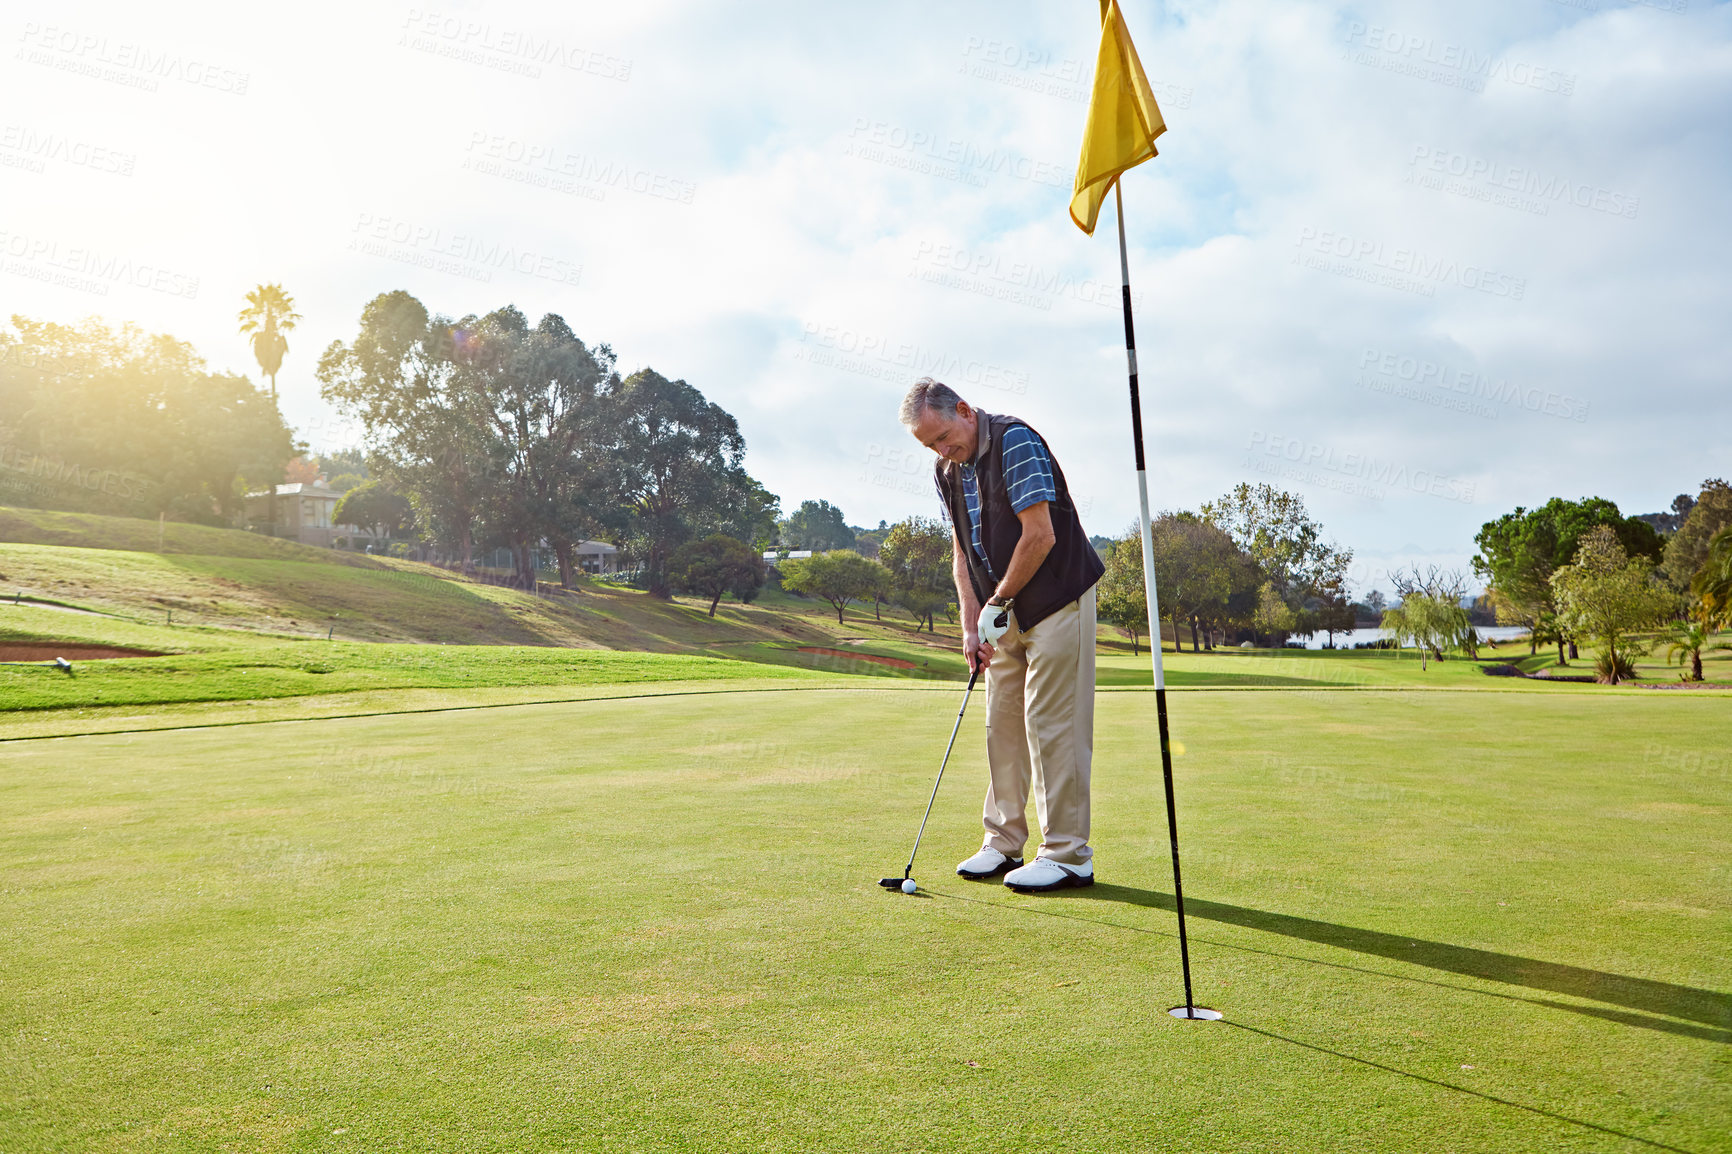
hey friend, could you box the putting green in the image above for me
[1,687,1725,1151]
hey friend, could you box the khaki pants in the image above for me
[981,585,1096,866]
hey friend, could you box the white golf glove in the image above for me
[977,601,1011,646]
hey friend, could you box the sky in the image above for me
[4,0,1728,598]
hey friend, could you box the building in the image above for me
[244,480,378,549]
[575,540,620,574]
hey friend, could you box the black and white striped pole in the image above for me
[1114,183,1219,1022]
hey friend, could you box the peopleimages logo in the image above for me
[0,124,136,176]
[348,213,583,286]
[0,228,199,299]
[398,9,632,81]
[0,447,152,501]
[462,132,695,205]
[1294,227,1526,300]
[1407,146,1638,220]
[1341,22,1575,97]
[1358,348,1589,423]
[1245,431,1476,504]
[910,240,1137,312]
[15,22,250,95]
[958,37,1194,109]
[845,119,1069,189]
[794,321,1029,395]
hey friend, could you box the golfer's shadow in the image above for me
[1075,883,1731,1043]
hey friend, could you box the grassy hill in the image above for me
[0,504,944,647]
[0,505,975,694]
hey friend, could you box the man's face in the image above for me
[908,401,977,466]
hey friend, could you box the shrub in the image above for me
[1593,648,1638,684]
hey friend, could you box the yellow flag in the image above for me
[1070,0,1167,235]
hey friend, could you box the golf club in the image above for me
[879,664,981,894]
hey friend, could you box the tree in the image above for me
[333,479,413,539]
[604,369,758,598]
[1150,515,1241,652]
[670,534,766,616]
[318,292,494,569]
[852,522,886,560]
[1473,496,1663,660]
[1664,619,1728,683]
[1200,483,1352,602]
[1251,581,1295,649]
[864,560,895,620]
[1382,567,1473,669]
[1663,479,1732,589]
[1096,535,1148,654]
[447,305,614,587]
[1688,525,1732,628]
[320,298,769,587]
[712,476,781,553]
[1317,597,1357,648]
[1200,483,1349,647]
[1551,526,1677,685]
[238,284,301,398]
[780,550,891,624]
[0,315,297,524]
[1635,491,1697,535]
[781,499,856,551]
[879,516,954,633]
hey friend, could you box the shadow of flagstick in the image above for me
[1222,1020,1703,1154]
[926,887,1710,1154]
[1080,884,1731,1031]
[928,888,1730,1044]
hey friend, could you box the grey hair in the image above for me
[899,377,965,426]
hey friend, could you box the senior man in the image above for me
[899,378,1104,893]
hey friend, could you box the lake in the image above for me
[1296,624,1532,650]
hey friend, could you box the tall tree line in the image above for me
[0,315,297,523]
[317,291,776,594]
[1474,481,1731,681]
[1097,483,1355,652]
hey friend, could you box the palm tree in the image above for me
[1665,619,1728,682]
[1691,526,1732,628]
[237,284,301,398]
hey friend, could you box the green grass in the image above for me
[1,684,1726,1152]
[0,631,820,714]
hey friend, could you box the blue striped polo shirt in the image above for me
[961,423,1056,580]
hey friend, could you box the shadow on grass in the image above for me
[1220,1020,1703,1154]
[1081,884,1731,1036]
[932,886,1713,1152]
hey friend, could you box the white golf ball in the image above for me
[901,879,917,894]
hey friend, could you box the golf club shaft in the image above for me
[904,666,981,877]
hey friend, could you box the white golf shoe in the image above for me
[1003,857,1094,893]
[955,847,1023,880]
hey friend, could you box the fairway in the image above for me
[3,687,1726,1152]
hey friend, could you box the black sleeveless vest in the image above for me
[936,412,1103,632]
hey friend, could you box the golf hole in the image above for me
[1167,1006,1223,1021]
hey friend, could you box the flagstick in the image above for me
[1113,183,1216,1022]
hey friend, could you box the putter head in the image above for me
[878,877,903,889]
